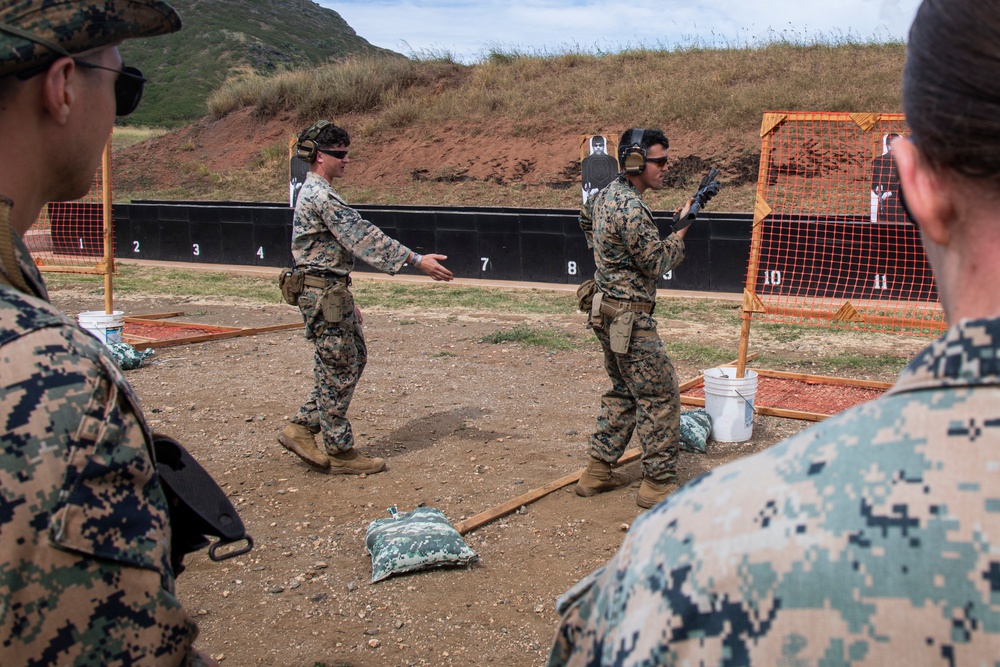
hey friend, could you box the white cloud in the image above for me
[324,0,920,63]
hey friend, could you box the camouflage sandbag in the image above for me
[680,409,712,454]
[106,341,154,371]
[365,506,478,583]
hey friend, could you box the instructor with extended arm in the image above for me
[278,120,453,474]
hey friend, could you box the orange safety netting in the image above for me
[684,374,886,417]
[25,137,113,276]
[746,112,945,336]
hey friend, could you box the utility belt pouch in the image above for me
[320,286,345,324]
[609,310,635,354]
[576,279,598,312]
[591,292,605,329]
[279,268,305,306]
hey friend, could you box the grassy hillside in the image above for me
[115,42,908,212]
[118,0,399,127]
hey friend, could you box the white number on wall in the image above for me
[133,241,140,254]
[872,274,888,290]
[764,270,783,286]
[567,261,578,276]
[257,247,264,259]
[481,257,490,271]
[192,243,200,257]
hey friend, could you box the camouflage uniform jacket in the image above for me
[292,172,410,277]
[580,175,685,326]
[549,317,1000,666]
[1,230,199,665]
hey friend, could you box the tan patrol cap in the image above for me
[0,0,182,77]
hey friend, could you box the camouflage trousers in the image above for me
[293,286,367,454]
[588,324,679,482]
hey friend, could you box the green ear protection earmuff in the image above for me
[621,129,647,175]
[295,120,333,163]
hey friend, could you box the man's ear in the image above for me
[893,136,954,246]
[40,58,75,125]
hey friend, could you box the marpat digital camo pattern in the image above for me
[580,175,685,309]
[290,172,410,453]
[0,0,181,77]
[588,327,680,483]
[581,175,686,482]
[366,506,478,583]
[292,172,410,279]
[678,408,711,454]
[549,317,1000,666]
[292,287,367,454]
[1,231,199,665]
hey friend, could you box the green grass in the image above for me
[758,352,911,377]
[665,341,739,367]
[481,324,576,351]
[112,126,170,149]
[43,264,283,302]
[43,266,915,377]
[351,281,578,314]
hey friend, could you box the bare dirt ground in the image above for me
[49,279,927,667]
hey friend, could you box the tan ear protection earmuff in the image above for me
[621,128,647,176]
[295,120,333,163]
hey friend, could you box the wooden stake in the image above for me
[454,449,641,535]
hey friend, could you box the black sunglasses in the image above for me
[645,156,669,167]
[16,59,147,117]
[317,148,349,160]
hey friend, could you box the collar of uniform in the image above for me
[305,171,348,206]
[0,194,32,295]
[887,317,1000,396]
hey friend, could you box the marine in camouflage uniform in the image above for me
[551,0,1000,660]
[0,2,211,663]
[576,129,691,508]
[291,171,409,459]
[549,319,1000,665]
[2,226,200,666]
[280,122,453,473]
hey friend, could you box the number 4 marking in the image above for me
[257,247,264,259]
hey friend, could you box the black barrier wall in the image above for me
[113,201,754,292]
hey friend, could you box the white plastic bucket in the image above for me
[78,310,124,346]
[703,367,758,442]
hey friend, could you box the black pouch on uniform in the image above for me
[279,268,305,306]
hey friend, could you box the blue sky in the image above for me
[324,0,922,63]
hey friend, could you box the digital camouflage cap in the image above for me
[0,0,181,77]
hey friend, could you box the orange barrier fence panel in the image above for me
[747,112,945,336]
[25,136,113,277]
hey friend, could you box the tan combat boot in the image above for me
[278,424,330,471]
[575,458,630,497]
[328,448,386,475]
[636,478,676,509]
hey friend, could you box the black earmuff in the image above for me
[621,129,647,175]
[295,120,332,163]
